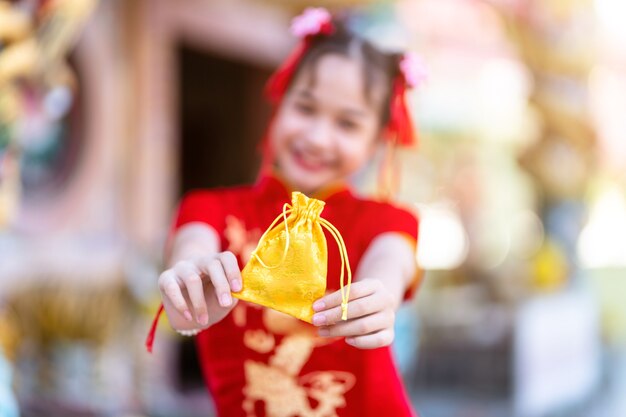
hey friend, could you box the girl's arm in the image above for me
[311,232,421,349]
[159,222,242,332]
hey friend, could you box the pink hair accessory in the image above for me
[399,53,428,89]
[290,7,333,38]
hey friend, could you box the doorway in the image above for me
[178,44,273,196]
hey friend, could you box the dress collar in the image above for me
[253,170,352,203]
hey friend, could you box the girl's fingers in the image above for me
[217,251,243,292]
[312,279,381,312]
[312,292,388,326]
[175,261,209,325]
[197,256,233,308]
[346,328,395,350]
[158,270,192,320]
[318,310,394,338]
[158,252,241,327]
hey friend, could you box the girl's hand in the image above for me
[158,251,242,331]
[311,279,398,349]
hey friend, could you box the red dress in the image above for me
[168,174,419,417]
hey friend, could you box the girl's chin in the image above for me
[283,171,329,194]
[290,177,326,194]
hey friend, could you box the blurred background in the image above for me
[1,0,625,416]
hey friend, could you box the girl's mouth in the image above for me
[291,148,331,173]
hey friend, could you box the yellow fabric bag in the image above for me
[234,192,352,323]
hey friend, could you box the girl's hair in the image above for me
[289,22,400,128]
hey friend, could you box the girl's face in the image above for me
[269,54,383,195]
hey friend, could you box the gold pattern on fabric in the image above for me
[242,352,356,417]
[235,192,352,323]
[269,334,314,376]
[225,215,262,264]
[244,329,276,354]
[238,308,355,417]
[234,192,329,323]
[243,359,356,417]
[233,303,248,327]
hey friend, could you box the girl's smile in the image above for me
[290,145,337,172]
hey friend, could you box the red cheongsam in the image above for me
[159,173,420,417]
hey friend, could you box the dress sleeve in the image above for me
[163,191,226,255]
[173,191,225,231]
[360,202,421,301]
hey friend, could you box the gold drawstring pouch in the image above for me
[234,192,352,323]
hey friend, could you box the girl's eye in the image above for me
[338,118,359,131]
[294,102,315,115]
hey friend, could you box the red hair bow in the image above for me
[265,8,334,104]
[384,53,427,147]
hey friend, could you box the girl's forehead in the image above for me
[292,54,382,112]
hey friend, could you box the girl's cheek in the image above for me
[336,143,367,173]
[271,120,297,148]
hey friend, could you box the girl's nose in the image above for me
[304,119,333,149]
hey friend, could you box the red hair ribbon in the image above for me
[265,40,311,105]
[378,53,426,198]
[383,53,427,147]
[265,8,334,104]
[384,75,417,147]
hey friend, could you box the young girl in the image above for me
[148,8,424,417]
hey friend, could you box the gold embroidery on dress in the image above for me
[225,215,356,416]
[225,215,262,264]
[243,359,356,417]
[244,329,275,354]
[241,309,355,417]
[269,334,314,376]
[233,303,247,327]
[300,371,356,415]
